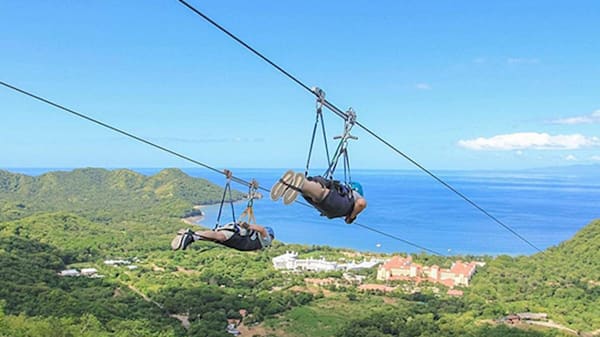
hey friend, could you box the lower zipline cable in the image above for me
[0,79,441,255]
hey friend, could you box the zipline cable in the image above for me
[353,120,541,253]
[0,80,246,187]
[0,79,441,255]
[176,0,542,253]
[353,222,442,255]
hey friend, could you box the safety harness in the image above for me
[305,87,358,186]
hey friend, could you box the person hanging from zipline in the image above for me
[171,221,275,251]
[270,87,367,224]
[172,173,275,251]
[270,170,366,224]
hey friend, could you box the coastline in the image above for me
[182,199,250,226]
[181,205,206,226]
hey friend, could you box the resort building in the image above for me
[104,259,131,266]
[272,251,382,272]
[58,268,103,278]
[59,269,80,277]
[376,255,482,287]
[272,251,300,270]
[80,268,98,276]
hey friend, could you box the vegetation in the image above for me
[467,219,600,330]
[0,168,597,336]
[0,168,244,223]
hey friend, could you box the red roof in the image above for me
[381,256,412,270]
[450,261,476,276]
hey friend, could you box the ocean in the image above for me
[8,167,600,256]
[168,168,600,256]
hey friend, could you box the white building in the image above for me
[273,251,381,273]
[104,259,131,266]
[272,251,298,270]
[80,268,98,276]
[296,257,339,272]
[273,251,339,272]
[226,323,241,336]
[341,259,382,271]
[59,269,79,277]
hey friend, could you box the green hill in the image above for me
[468,219,600,331]
[0,168,243,223]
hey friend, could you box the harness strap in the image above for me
[305,87,331,177]
[215,222,241,233]
[237,179,259,225]
[323,108,357,184]
[215,169,236,230]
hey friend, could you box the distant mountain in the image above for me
[0,168,243,222]
[469,219,600,331]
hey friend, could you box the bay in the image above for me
[176,168,600,256]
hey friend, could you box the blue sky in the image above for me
[1,1,599,170]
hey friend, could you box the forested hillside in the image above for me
[0,168,597,337]
[0,168,242,223]
[0,234,183,337]
[468,219,600,330]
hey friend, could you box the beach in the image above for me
[181,205,206,226]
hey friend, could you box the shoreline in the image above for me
[181,199,250,226]
[181,205,207,226]
[181,215,204,226]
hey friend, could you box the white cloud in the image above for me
[415,83,431,90]
[591,155,600,161]
[565,154,577,161]
[507,57,540,64]
[458,132,600,151]
[515,150,524,156]
[551,110,600,125]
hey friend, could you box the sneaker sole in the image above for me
[283,173,305,205]
[270,170,295,201]
[171,229,188,250]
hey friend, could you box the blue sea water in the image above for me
[7,167,600,255]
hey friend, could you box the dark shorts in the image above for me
[304,176,355,219]
[220,231,264,251]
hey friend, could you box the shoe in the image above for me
[345,215,357,224]
[270,170,295,201]
[283,172,305,205]
[171,229,195,250]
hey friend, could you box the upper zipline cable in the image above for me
[177,0,542,253]
[0,80,442,255]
